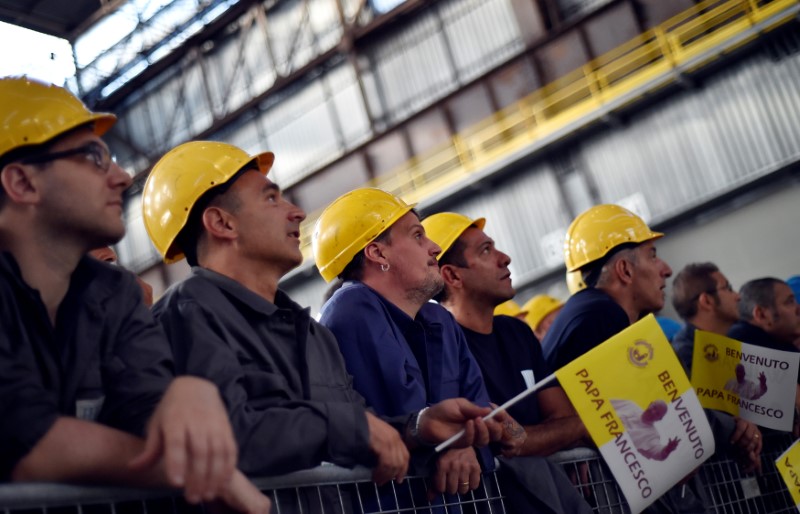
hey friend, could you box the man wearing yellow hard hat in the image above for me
[423,212,592,514]
[522,295,563,341]
[0,77,268,512]
[493,299,527,319]
[541,204,672,370]
[541,205,717,512]
[143,145,502,492]
[314,188,524,502]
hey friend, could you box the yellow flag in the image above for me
[555,315,714,514]
[776,439,800,509]
[692,331,798,431]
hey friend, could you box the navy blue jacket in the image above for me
[541,288,629,370]
[320,282,491,417]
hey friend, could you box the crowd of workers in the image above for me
[1,76,798,514]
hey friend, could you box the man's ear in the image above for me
[363,240,389,268]
[613,257,634,285]
[697,291,714,312]
[752,304,772,327]
[440,264,462,289]
[201,206,237,242]
[0,163,40,204]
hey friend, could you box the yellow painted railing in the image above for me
[298,0,798,263]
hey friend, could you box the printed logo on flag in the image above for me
[776,439,800,510]
[692,331,799,431]
[556,315,715,514]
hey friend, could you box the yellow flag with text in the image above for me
[555,315,715,514]
[691,331,799,431]
[777,439,800,511]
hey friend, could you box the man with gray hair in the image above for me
[729,277,800,431]
[730,278,800,350]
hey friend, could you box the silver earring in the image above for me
[380,263,390,272]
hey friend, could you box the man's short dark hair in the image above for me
[672,262,720,320]
[433,237,468,303]
[738,278,782,321]
[0,141,59,211]
[338,208,419,282]
[339,229,392,282]
[175,167,248,267]
[0,123,95,212]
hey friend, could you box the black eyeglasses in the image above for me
[691,282,734,302]
[21,142,113,173]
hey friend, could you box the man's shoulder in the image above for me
[153,271,229,321]
[321,282,381,320]
[419,301,458,324]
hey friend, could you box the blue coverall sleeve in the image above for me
[321,290,428,417]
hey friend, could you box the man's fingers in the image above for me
[128,428,163,473]
[468,464,480,490]
[184,429,209,504]
[730,419,748,444]
[204,433,225,501]
[483,418,504,443]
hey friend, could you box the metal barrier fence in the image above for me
[1,433,796,513]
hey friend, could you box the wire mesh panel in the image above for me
[698,431,796,513]
[3,439,799,514]
[550,448,629,514]
[0,466,506,514]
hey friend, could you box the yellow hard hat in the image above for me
[0,76,116,160]
[142,141,274,263]
[421,212,485,260]
[563,204,663,272]
[312,188,415,282]
[494,300,526,317]
[566,269,587,295]
[523,295,563,330]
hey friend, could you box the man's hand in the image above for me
[495,412,526,458]
[129,376,237,504]
[429,448,481,499]
[210,470,271,514]
[417,399,503,448]
[366,412,409,485]
[730,417,762,473]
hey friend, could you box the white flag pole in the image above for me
[435,373,557,453]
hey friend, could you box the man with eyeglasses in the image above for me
[671,263,763,473]
[0,77,269,512]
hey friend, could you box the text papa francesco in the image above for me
[696,387,785,419]
[576,368,652,499]
[575,369,708,500]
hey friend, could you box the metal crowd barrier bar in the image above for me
[697,431,795,513]
[0,463,506,514]
[549,448,628,514]
[1,435,797,514]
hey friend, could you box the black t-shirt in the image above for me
[460,316,554,426]
[541,288,629,370]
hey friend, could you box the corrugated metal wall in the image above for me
[282,32,800,315]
